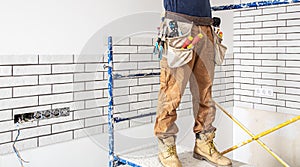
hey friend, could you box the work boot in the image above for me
[158,136,182,167]
[193,132,232,167]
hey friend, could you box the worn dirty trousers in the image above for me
[154,16,217,139]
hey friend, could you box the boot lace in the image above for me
[208,141,222,158]
[166,145,177,156]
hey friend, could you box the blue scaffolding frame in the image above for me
[106,1,300,166]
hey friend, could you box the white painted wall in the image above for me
[0,0,163,54]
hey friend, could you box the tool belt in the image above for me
[153,11,227,67]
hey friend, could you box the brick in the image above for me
[114,37,130,45]
[262,34,285,40]
[241,35,262,41]
[287,19,300,26]
[234,29,254,35]
[262,47,285,53]
[74,125,103,139]
[241,22,262,28]
[241,47,261,53]
[263,6,286,14]
[74,108,103,119]
[0,97,38,110]
[130,37,153,46]
[278,94,300,103]
[0,88,12,99]
[255,66,276,73]
[263,20,286,27]
[138,46,153,54]
[262,98,285,106]
[254,54,277,60]
[74,72,103,82]
[278,54,300,60]
[39,93,73,105]
[241,72,261,78]
[74,54,103,63]
[13,126,51,140]
[287,47,300,53]
[277,80,300,88]
[241,9,262,16]
[234,41,254,47]
[14,85,51,97]
[114,46,138,54]
[39,55,73,64]
[286,88,300,95]
[53,83,85,93]
[74,90,102,101]
[235,65,254,72]
[261,60,285,67]
[255,14,277,21]
[287,33,300,40]
[254,79,276,86]
[254,28,276,34]
[52,120,84,133]
[234,16,254,23]
[241,60,261,66]
[234,77,253,84]
[85,63,105,72]
[113,62,137,71]
[0,138,37,154]
[112,54,130,62]
[278,40,300,47]
[85,98,107,108]
[39,74,73,84]
[113,87,129,96]
[113,79,138,88]
[278,26,300,33]
[85,80,107,90]
[241,96,261,103]
[114,95,137,105]
[286,61,300,67]
[39,131,73,147]
[52,64,84,73]
[130,54,152,61]
[235,89,253,96]
[0,76,38,88]
[278,12,299,20]
[130,101,151,111]
[0,132,11,144]
[234,53,254,59]
[0,110,12,121]
[278,67,300,74]
[262,73,285,80]
[139,77,159,85]
[0,66,12,76]
[138,62,159,69]
[85,116,107,127]
[287,4,300,12]
[130,85,151,94]
[255,41,276,47]
[0,120,14,133]
[286,74,300,81]
[0,55,38,65]
[233,23,240,29]
[13,65,51,75]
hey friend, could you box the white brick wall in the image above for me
[234,3,300,115]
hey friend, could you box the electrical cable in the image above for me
[13,123,29,167]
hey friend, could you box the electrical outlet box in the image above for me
[255,88,274,97]
[14,107,70,124]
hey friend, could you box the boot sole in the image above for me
[193,152,232,167]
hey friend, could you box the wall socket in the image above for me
[14,107,70,124]
[255,88,274,97]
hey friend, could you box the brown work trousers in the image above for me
[154,25,216,139]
